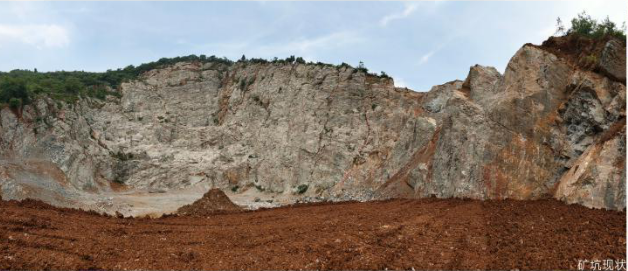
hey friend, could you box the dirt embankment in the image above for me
[0,197,625,270]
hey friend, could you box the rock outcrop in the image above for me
[0,35,625,212]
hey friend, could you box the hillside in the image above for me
[0,34,625,215]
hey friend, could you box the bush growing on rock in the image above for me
[8,98,22,109]
[0,54,235,104]
[0,77,30,106]
[357,61,368,73]
[0,53,394,107]
[563,12,626,40]
[296,184,308,194]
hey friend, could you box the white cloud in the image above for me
[248,31,363,58]
[286,31,360,53]
[0,24,70,49]
[418,50,435,65]
[380,3,419,27]
[417,36,456,66]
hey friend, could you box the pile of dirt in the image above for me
[176,188,242,216]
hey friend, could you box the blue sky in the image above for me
[0,1,625,91]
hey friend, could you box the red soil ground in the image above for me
[0,197,625,270]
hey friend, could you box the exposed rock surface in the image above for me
[0,35,625,212]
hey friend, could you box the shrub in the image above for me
[231,185,239,192]
[338,62,352,69]
[0,54,236,104]
[8,98,21,109]
[564,12,626,40]
[356,61,368,73]
[0,77,30,105]
[239,79,247,91]
[583,54,598,66]
[64,76,84,94]
[296,184,308,194]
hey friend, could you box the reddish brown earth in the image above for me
[176,189,242,216]
[0,197,625,270]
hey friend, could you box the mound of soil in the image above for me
[176,188,242,216]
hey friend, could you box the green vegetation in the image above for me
[557,12,626,40]
[296,184,308,194]
[8,98,22,109]
[0,54,233,107]
[356,61,368,73]
[231,185,240,192]
[0,53,392,108]
[0,77,30,108]
[584,54,598,66]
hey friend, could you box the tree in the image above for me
[555,17,565,36]
[0,77,30,105]
[240,55,247,62]
[569,11,597,36]
[64,76,84,94]
[558,12,626,41]
[8,98,21,109]
[357,61,368,73]
[594,16,625,39]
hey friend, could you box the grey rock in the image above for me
[0,42,624,213]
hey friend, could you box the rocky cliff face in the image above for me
[0,35,625,213]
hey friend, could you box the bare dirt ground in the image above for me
[0,197,625,270]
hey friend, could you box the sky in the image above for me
[0,1,625,91]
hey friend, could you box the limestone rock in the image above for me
[0,35,624,212]
[599,39,626,83]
